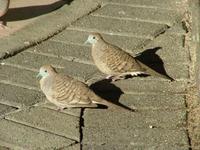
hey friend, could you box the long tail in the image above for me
[137,60,174,81]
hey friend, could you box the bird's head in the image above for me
[37,65,56,79]
[84,33,103,45]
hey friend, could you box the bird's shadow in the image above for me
[3,0,73,22]
[89,79,134,111]
[135,47,173,80]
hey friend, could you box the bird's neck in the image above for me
[40,74,55,93]
[92,40,108,52]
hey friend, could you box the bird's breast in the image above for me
[91,48,114,75]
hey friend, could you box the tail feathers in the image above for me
[137,61,174,81]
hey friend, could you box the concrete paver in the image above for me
[0,83,43,108]
[83,108,186,129]
[82,144,189,150]
[0,119,75,150]
[93,4,182,25]
[6,107,80,142]
[101,0,187,9]
[51,29,148,50]
[70,15,169,39]
[0,0,196,149]
[119,94,186,110]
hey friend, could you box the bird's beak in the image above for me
[36,72,42,80]
[84,39,89,45]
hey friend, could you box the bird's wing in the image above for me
[101,44,145,73]
[51,75,95,106]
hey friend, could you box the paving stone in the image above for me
[70,15,169,39]
[61,143,81,150]
[82,144,189,150]
[0,83,44,108]
[83,108,186,129]
[101,0,187,9]
[51,29,149,50]
[93,4,182,25]
[31,40,93,64]
[0,119,75,150]
[0,65,38,88]
[140,35,188,62]
[143,34,188,62]
[0,103,17,117]
[90,78,187,94]
[83,127,188,147]
[83,115,188,146]
[98,93,186,110]
[42,102,81,118]
[3,51,98,81]
[6,107,80,142]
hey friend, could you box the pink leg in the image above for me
[57,107,64,112]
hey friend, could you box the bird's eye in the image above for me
[44,70,47,73]
[93,36,96,39]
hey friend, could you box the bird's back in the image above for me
[50,74,95,107]
[98,43,145,74]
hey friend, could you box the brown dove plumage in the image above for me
[37,65,133,111]
[0,0,9,28]
[85,33,173,81]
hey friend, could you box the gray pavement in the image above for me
[0,0,198,149]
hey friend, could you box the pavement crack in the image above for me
[79,108,85,150]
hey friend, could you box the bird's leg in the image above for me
[57,107,64,112]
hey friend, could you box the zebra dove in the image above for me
[85,33,173,81]
[37,65,133,111]
[0,0,9,29]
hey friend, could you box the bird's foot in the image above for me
[57,107,64,112]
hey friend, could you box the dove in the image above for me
[37,65,133,111]
[0,0,9,29]
[85,33,174,81]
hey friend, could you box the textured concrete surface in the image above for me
[0,0,198,149]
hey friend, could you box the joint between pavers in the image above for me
[4,118,79,143]
[79,108,85,150]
